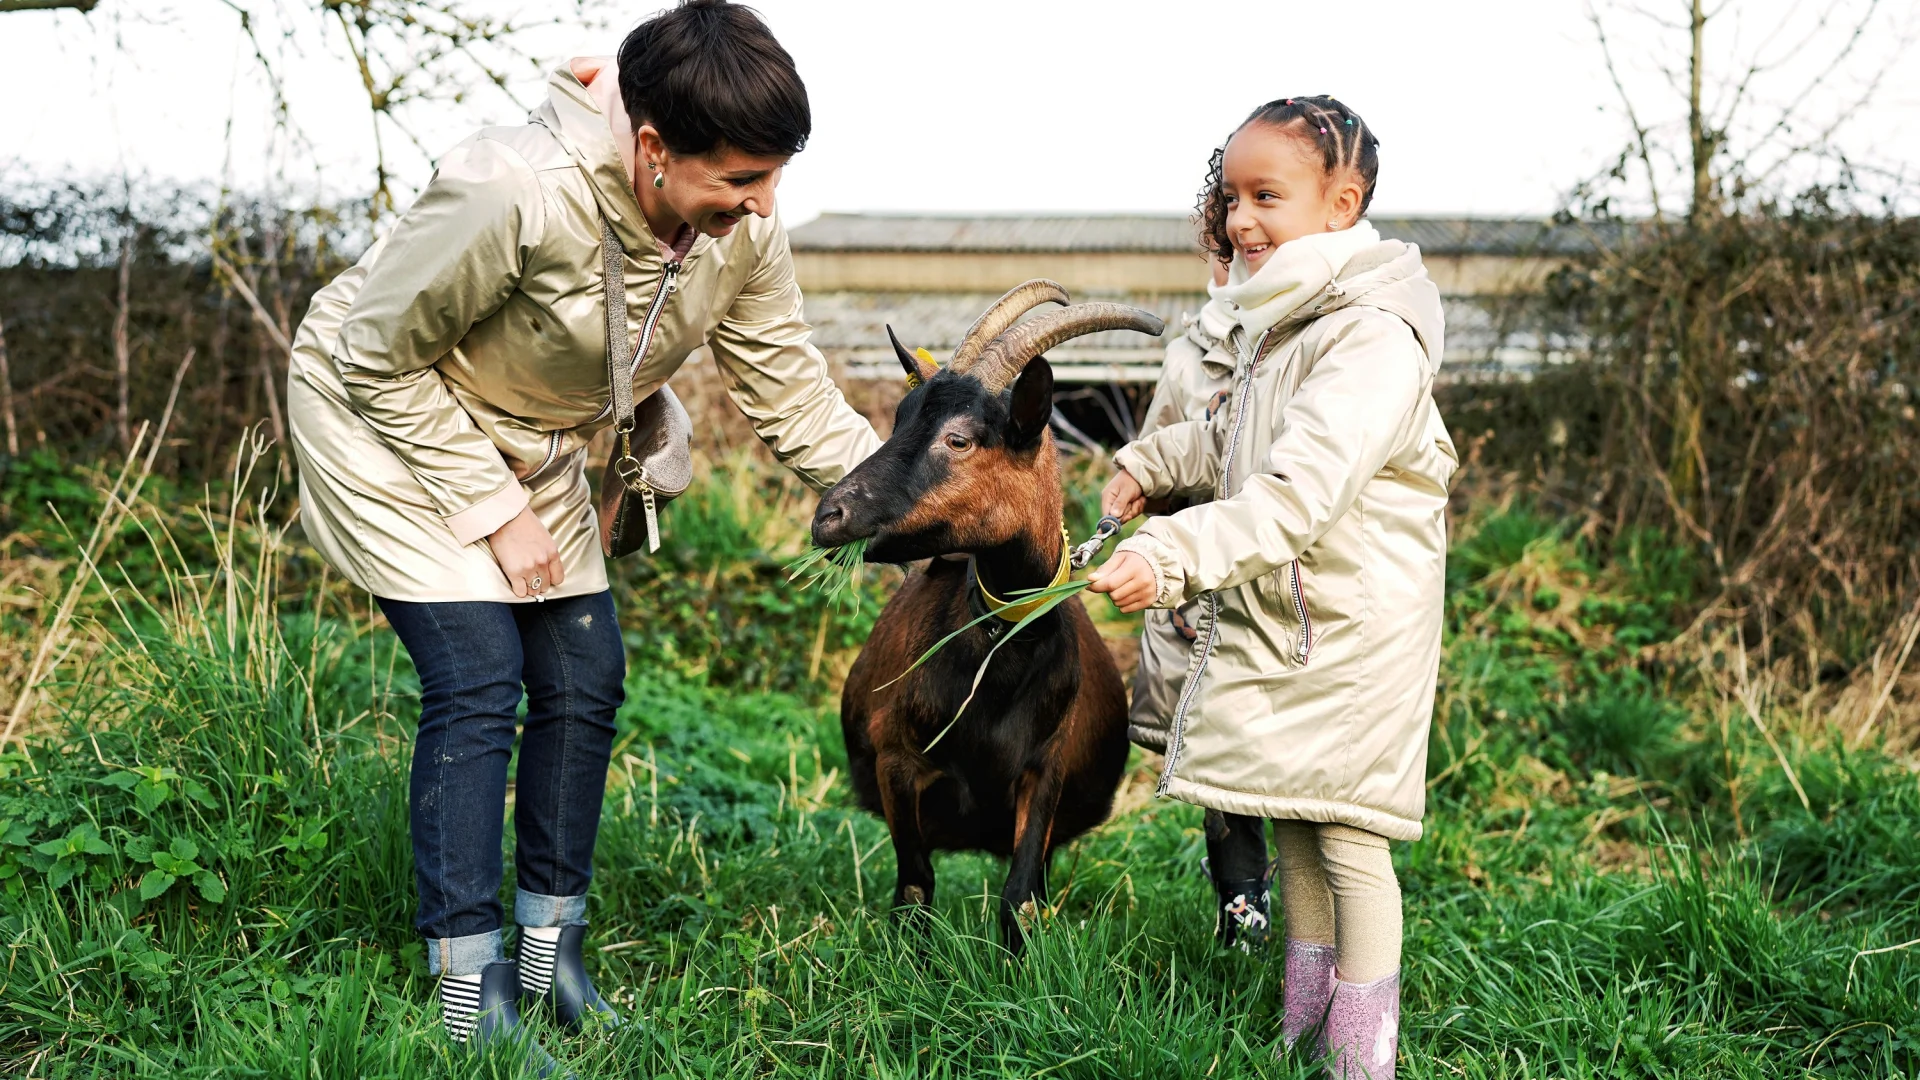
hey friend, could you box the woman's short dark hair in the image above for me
[617,0,811,158]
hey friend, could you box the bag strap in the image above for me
[601,216,634,435]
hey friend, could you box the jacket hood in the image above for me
[1326,242,1446,374]
[1209,222,1381,340]
[1205,223,1445,374]
[531,65,662,256]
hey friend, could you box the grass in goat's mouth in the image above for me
[785,537,869,612]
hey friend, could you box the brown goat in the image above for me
[810,281,1164,951]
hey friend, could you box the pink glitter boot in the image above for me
[1323,970,1400,1079]
[1279,940,1337,1050]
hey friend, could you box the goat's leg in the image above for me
[1000,764,1065,954]
[876,755,937,915]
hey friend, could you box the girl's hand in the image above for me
[1102,469,1146,523]
[1087,551,1156,613]
[489,505,564,599]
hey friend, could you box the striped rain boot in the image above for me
[438,960,567,1077]
[516,924,624,1032]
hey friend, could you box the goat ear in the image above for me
[888,325,940,386]
[1006,355,1054,447]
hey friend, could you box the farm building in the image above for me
[789,213,1603,422]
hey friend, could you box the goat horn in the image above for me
[949,278,1070,372]
[888,324,940,385]
[970,303,1166,394]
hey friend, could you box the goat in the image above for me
[810,281,1164,951]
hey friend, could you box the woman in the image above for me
[286,0,878,1064]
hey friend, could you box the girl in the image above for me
[287,1,878,1067]
[1088,96,1456,1078]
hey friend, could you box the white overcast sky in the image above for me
[1,0,1915,225]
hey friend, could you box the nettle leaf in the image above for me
[133,781,169,816]
[48,862,78,889]
[150,852,195,876]
[124,835,154,862]
[168,836,199,863]
[32,837,65,858]
[1,821,31,846]
[183,780,217,809]
[193,871,226,904]
[138,869,177,901]
[99,773,140,791]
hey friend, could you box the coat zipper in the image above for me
[616,258,682,552]
[1288,559,1313,664]
[592,258,683,424]
[530,430,563,480]
[1157,328,1270,797]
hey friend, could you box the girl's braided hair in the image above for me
[1196,96,1381,263]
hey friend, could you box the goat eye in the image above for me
[945,433,972,452]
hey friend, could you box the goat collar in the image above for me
[972,526,1072,624]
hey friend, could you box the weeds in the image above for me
[1,460,1916,1077]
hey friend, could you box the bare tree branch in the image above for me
[0,0,100,12]
[112,232,133,450]
[0,312,18,457]
[1589,1,1670,223]
[210,251,292,355]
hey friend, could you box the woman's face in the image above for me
[1220,121,1362,274]
[639,125,789,239]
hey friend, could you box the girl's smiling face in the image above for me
[1220,121,1366,273]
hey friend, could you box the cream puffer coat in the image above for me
[1111,225,1456,841]
[288,62,879,602]
[1126,301,1234,752]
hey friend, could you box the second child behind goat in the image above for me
[1088,96,1457,1079]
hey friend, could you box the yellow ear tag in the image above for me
[905,346,940,390]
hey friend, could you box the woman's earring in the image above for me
[653,173,666,190]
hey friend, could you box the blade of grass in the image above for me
[785,537,869,613]
[922,580,1092,753]
[873,578,1092,693]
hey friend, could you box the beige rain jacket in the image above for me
[1112,225,1456,841]
[1127,303,1234,752]
[288,63,879,602]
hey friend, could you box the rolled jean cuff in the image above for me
[514,888,587,928]
[428,929,503,977]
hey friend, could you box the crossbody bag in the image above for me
[595,216,693,556]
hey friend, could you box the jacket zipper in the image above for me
[530,430,563,480]
[592,258,683,424]
[1288,559,1313,664]
[1157,328,1270,797]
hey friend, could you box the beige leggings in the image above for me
[1271,820,1402,984]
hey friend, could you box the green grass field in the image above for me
[3,450,1918,1078]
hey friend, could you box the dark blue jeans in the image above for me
[377,590,624,976]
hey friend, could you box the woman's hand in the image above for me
[1087,551,1157,613]
[489,506,564,599]
[1102,469,1146,523]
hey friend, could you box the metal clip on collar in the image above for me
[1070,515,1124,571]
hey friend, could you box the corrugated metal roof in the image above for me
[804,290,1521,376]
[790,213,1619,256]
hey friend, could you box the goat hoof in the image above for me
[902,885,928,906]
